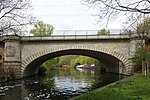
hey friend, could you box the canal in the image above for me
[0,68,124,100]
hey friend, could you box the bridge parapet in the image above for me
[0,30,124,36]
[13,30,124,36]
[0,30,145,41]
[21,34,130,41]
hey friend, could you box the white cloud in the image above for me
[31,0,124,31]
[57,17,75,30]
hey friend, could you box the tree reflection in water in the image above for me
[0,68,122,100]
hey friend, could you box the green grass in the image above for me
[73,73,150,100]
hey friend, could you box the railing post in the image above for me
[75,30,76,39]
[63,30,65,39]
[97,30,98,38]
[120,30,122,38]
[86,30,88,38]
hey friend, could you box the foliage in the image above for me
[136,17,150,35]
[0,0,34,34]
[132,17,150,76]
[38,66,47,75]
[98,29,110,35]
[124,17,150,75]
[74,73,150,100]
[31,20,55,71]
[41,58,59,70]
[132,46,150,65]
[58,55,78,66]
[40,55,101,72]
[131,46,150,75]
[70,56,100,67]
[30,20,54,36]
[70,58,78,68]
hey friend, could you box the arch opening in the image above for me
[23,49,128,77]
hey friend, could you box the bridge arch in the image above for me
[22,46,130,77]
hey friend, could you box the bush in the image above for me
[38,66,47,75]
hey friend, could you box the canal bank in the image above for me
[71,73,150,100]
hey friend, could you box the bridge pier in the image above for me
[3,35,22,80]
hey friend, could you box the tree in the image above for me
[30,20,54,36]
[58,56,70,65]
[125,17,150,46]
[0,0,34,34]
[57,55,78,66]
[98,29,110,35]
[132,46,150,76]
[70,56,101,67]
[83,0,150,26]
[136,17,150,35]
[41,58,59,70]
[129,17,150,76]
[30,21,55,73]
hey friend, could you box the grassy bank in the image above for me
[73,73,150,100]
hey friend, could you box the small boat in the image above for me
[76,65,84,68]
[76,65,84,72]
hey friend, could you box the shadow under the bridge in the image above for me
[23,49,125,77]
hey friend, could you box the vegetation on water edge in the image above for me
[40,55,102,69]
[73,73,150,100]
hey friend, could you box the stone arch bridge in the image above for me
[0,33,142,79]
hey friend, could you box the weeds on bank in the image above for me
[74,73,150,100]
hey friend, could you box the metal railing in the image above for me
[0,30,134,41]
[1,30,148,41]
[19,30,131,41]
[0,29,126,36]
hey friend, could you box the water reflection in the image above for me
[0,68,123,100]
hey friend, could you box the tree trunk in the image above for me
[142,61,145,76]
[147,61,149,75]
[145,63,147,76]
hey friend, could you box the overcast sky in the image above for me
[31,0,124,30]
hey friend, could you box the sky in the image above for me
[31,0,124,31]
